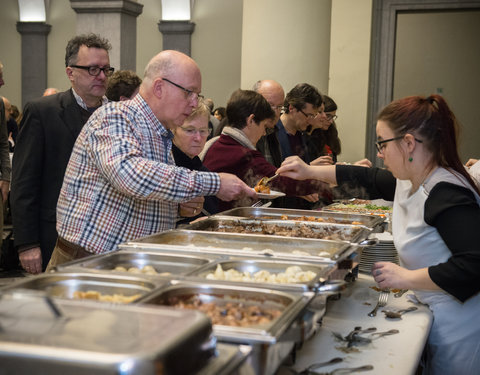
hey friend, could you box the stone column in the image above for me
[158,21,195,56]
[16,22,51,107]
[69,0,143,71]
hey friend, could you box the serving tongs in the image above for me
[257,174,279,187]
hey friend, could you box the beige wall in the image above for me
[328,0,372,163]
[241,0,331,95]
[394,11,480,161]
[0,0,374,163]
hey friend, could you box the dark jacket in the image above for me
[11,89,92,269]
[172,143,219,222]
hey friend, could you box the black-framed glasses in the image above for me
[179,126,211,137]
[70,65,114,77]
[375,135,423,153]
[299,108,316,119]
[326,114,338,121]
[162,78,204,101]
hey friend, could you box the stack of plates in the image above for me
[359,232,399,274]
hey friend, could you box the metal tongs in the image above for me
[257,174,279,187]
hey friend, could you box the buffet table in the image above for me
[278,273,433,375]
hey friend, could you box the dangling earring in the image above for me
[408,157,413,162]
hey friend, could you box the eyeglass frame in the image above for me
[70,65,115,77]
[179,126,211,137]
[162,78,204,101]
[375,135,423,153]
[326,114,338,121]
[299,108,317,119]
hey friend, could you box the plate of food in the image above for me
[255,190,286,199]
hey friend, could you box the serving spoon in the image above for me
[382,306,418,319]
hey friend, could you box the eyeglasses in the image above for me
[162,78,204,101]
[375,135,423,153]
[299,108,316,119]
[270,104,284,112]
[70,65,115,77]
[326,114,338,121]
[180,126,211,137]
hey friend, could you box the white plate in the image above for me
[255,190,286,199]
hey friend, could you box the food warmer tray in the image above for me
[1,272,166,303]
[54,249,219,277]
[216,206,385,229]
[186,257,334,292]
[137,280,314,375]
[0,289,243,375]
[122,229,357,263]
[182,217,372,243]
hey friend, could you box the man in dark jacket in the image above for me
[11,34,112,274]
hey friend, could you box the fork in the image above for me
[368,291,389,317]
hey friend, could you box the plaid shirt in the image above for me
[57,94,221,254]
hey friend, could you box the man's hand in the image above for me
[179,196,205,217]
[216,173,257,201]
[0,180,9,202]
[19,247,43,274]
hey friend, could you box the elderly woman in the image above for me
[277,95,480,374]
[202,89,330,211]
[173,100,218,222]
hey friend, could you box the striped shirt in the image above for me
[56,94,221,254]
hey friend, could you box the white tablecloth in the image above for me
[278,273,433,374]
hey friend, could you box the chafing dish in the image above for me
[138,280,314,375]
[216,207,385,228]
[188,257,333,292]
[122,229,356,263]
[0,289,233,375]
[1,272,164,303]
[55,249,215,277]
[183,217,372,243]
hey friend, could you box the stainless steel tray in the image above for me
[138,280,313,375]
[188,257,333,292]
[0,289,215,375]
[122,229,355,262]
[1,272,164,303]
[216,207,385,228]
[55,249,215,277]
[183,217,372,243]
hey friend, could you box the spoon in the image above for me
[382,306,418,319]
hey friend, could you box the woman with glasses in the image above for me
[172,99,218,223]
[202,89,331,211]
[277,94,480,375]
[306,95,342,165]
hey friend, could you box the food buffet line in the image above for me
[0,203,432,374]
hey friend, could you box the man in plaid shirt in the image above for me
[47,50,255,269]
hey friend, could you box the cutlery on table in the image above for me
[368,290,389,317]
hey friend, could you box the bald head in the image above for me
[140,50,202,130]
[253,80,285,125]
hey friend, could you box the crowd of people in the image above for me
[0,32,479,375]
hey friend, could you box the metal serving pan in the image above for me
[183,217,372,243]
[122,229,355,262]
[54,249,215,277]
[137,280,313,375]
[0,289,219,375]
[188,257,333,292]
[216,207,385,228]
[1,272,164,304]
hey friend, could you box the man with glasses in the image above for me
[253,79,285,168]
[46,50,255,269]
[11,34,112,274]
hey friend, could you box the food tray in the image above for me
[184,217,372,243]
[137,280,313,375]
[216,206,385,228]
[55,249,215,277]
[188,257,333,292]
[122,229,355,262]
[1,272,164,303]
[0,289,216,375]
